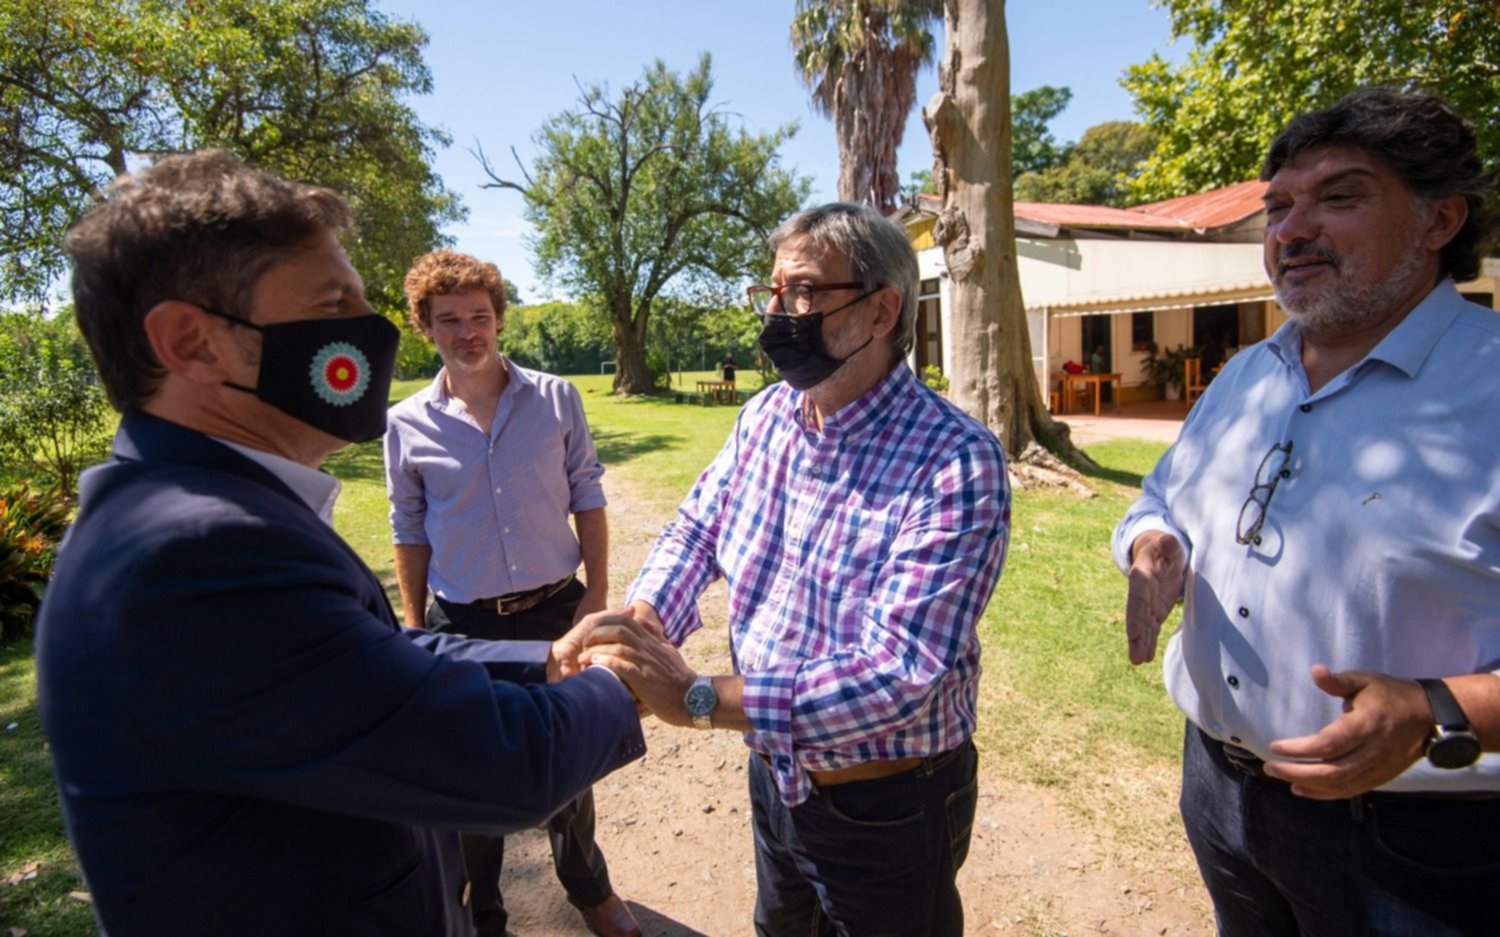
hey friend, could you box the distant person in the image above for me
[1090,344,1106,375]
[37,150,644,937]
[1116,88,1500,934]
[720,354,737,383]
[581,202,1010,936]
[384,250,638,937]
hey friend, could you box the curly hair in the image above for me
[403,250,508,331]
[1262,87,1498,283]
[64,149,351,412]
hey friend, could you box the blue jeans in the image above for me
[1180,722,1500,936]
[748,740,979,937]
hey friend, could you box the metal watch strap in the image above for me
[1418,677,1470,730]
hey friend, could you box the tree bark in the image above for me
[924,0,1093,491]
[610,297,653,394]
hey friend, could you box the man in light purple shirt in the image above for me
[582,204,1010,936]
[383,250,639,937]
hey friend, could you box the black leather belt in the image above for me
[467,574,574,615]
[1214,733,1500,801]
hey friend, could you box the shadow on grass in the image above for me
[1078,461,1147,490]
[592,428,678,466]
[321,439,385,483]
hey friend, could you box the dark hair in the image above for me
[64,149,352,411]
[403,249,507,331]
[1261,87,1498,282]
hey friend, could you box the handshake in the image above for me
[547,602,703,728]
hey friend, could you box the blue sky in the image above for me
[374,0,1185,302]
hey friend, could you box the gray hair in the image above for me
[768,202,919,361]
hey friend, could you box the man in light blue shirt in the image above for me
[384,250,639,937]
[1116,88,1500,935]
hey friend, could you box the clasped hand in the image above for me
[549,606,698,726]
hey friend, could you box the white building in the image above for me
[897,184,1500,404]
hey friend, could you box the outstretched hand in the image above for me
[1264,665,1431,800]
[1125,530,1187,664]
[583,616,696,727]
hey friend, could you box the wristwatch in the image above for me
[1417,678,1482,769]
[684,676,718,730]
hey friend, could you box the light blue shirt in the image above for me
[1114,281,1500,792]
[384,359,606,603]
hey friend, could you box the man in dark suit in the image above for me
[35,149,645,937]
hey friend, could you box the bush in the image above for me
[0,309,112,493]
[0,483,71,644]
[921,364,950,393]
[394,328,441,379]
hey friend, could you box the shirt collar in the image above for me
[213,439,341,525]
[429,354,533,409]
[796,364,915,439]
[1265,279,1462,380]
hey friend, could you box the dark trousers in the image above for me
[427,580,613,928]
[1180,722,1500,937]
[748,740,979,937]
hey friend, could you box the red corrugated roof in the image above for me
[909,180,1268,234]
[1128,180,1268,230]
[1013,201,1186,230]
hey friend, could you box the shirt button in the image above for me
[1238,607,1250,618]
[503,527,510,534]
[1227,675,1240,688]
[510,564,517,571]
[1299,403,1312,412]
[1280,468,1291,479]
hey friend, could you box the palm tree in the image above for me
[791,0,942,213]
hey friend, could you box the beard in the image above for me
[1272,240,1432,334]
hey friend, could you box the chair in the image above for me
[1185,358,1207,405]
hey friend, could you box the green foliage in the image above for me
[0,484,71,645]
[920,364,949,393]
[0,310,111,493]
[501,299,613,376]
[1014,121,1158,207]
[481,54,809,394]
[790,0,942,211]
[393,327,440,380]
[0,0,463,305]
[1125,0,1500,199]
[1139,343,1199,392]
[1010,85,1074,179]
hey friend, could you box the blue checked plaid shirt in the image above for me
[628,364,1011,805]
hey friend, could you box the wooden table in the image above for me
[1053,372,1122,416]
[696,380,737,405]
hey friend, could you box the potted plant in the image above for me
[1140,344,1198,400]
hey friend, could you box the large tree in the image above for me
[1015,120,1158,207]
[1125,0,1500,200]
[480,54,808,395]
[923,0,1090,487]
[791,0,942,212]
[0,0,462,305]
[1008,84,1072,179]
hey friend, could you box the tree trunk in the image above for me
[611,296,653,394]
[924,0,1093,491]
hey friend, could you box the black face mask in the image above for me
[756,289,877,391]
[203,308,400,443]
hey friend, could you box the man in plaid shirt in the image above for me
[584,203,1010,936]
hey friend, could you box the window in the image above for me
[1131,311,1154,351]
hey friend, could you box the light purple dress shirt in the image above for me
[628,365,1011,805]
[384,358,606,603]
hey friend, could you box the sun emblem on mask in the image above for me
[309,342,370,406]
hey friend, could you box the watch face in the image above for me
[686,681,717,717]
[1429,731,1482,770]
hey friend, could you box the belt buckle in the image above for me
[1221,742,1267,778]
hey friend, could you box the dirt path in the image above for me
[499,473,1214,936]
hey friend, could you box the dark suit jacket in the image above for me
[36,413,645,937]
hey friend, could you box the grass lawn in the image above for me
[0,371,1180,934]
